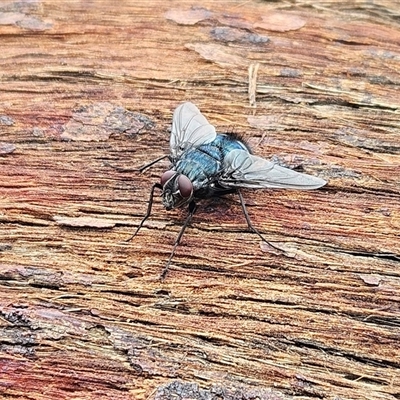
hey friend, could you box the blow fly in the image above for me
[130,102,326,279]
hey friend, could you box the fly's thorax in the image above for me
[160,170,193,210]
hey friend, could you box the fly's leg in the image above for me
[160,200,197,280]
[237,190,283,254]
[137,154,169,173]
[105,154,169,173]
[125,182,162,242]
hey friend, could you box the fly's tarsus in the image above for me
[237,189,284,255]
[126,182,162,242]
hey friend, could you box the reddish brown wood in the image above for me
[0,1,399,399]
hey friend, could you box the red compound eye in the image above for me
[178,175,193,198]
[160,170,176,186]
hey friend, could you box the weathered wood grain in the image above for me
[0,1,399,399]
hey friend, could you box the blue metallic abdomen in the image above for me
[174,134,248,196]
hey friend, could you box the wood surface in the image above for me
[1,1,399,399]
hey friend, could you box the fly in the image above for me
[129,102,326,279]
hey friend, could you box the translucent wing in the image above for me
[220,149,326,190]
[170,102,217,159]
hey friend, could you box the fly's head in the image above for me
[160,170,193,210]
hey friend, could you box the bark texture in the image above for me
[0,1,399,399]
